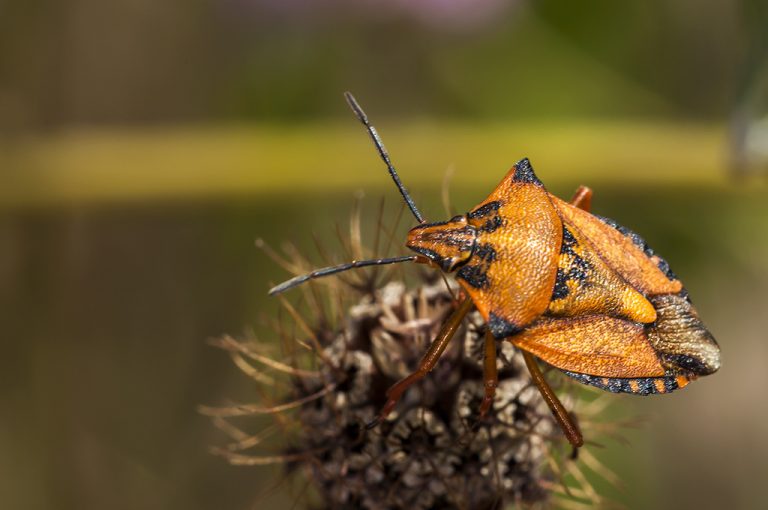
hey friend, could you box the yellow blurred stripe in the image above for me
[0,121,726,208]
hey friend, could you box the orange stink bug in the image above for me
[269,92,721,449]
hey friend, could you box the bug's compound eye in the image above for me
[442,255,469,272]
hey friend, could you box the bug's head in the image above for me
[406,215,476,273]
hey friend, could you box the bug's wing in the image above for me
[457,159,562,338]
[510,315,666,378]
[546,220,658,324]
[511,293,720,380]
[551,196,682,296]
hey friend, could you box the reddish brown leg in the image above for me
[570,185,593,212]
[521,350,583,448]
[367,298,474,428]
[478,329,499,418]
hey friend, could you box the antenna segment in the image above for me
[344,92,425,224]
[268,255,418,295]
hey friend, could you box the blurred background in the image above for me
[1,0,767,508]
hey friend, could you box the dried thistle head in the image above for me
[202,203,621,509]
[205,285,551,508]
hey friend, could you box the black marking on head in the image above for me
[661,353,713,376]
[473,243,497,263]
[511,158,543,186]
[563,372,681,396]
[487,312,522,339]
[456,264,489,289]
[467,201,501,220]
[595,215,679,283]
[447,226,478,248]
[416,225,476,250]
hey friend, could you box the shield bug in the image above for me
[269,92,721,449]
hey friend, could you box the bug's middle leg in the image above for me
[478,329,499,418]
[521,350,583,448]
[367,297,474,428]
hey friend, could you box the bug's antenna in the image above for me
[269,255,418,295]
[344,92,425,224]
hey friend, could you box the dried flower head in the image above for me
[202,203,621,509]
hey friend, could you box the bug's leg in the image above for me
[521,350,583,449]
[478,329,499,418]
[367,298,474,429]
[570,185,593,212]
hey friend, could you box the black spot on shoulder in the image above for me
[467,201,501,220]
[480,215,502,233]
[468,202,503,233]
[474,243,497,263]
[456,264,489,289]
[487,312,522,339]
[458,244,496,290]
[511,158,544,186]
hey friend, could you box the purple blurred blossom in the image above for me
[385,0,513,28]
[222,0,516,30]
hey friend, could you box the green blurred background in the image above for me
[2,1,768,508]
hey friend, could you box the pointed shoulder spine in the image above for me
[512,157,544,186]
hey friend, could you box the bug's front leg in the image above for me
[478,329,498,418]
[367,297,474,429]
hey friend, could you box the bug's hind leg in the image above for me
[478,329,499,418]
[570,185,593,212]
[367,298,474,429]
[521,350,583,449]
